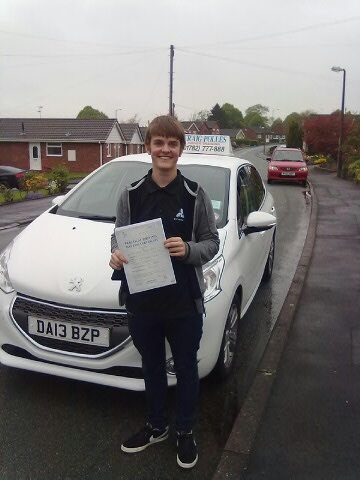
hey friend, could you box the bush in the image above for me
[50,166,69,193]
[347,159,360,182]
[0,184,15,202]
[232,138,260,147]
[25,172,49,192]
[314,157,328,165]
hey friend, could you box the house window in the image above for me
[47,143,62,156]
[32,146,39,159]
[107,143,112,157]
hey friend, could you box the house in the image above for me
[270,123,287,143]
[182,121,220,135]
[220,128,244,139]
[0,118,145,173]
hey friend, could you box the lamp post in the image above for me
[260,126,266,154]
[115,108,122,121]
[331,66,346,178]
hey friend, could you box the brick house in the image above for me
[0,118,145,173]
[181,121,220,135]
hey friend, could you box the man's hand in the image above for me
[109,249,128,270]
[164,237,186,257]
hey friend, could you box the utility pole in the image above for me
[169,45,174,116]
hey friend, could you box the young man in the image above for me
[109,115,219,469]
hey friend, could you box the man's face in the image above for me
[146,136,183,172]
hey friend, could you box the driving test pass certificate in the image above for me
[115,218,176,294]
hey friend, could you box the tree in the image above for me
[245,104,269,117]
[303,113,353,158]
[283,112,302,128]
[77,106,108,119]
[244,104,268,127]
[270,117,283,129]
[287,121,303,148]
[189,110,210,122]
[209,103,227,128]
[342,117,360,164]
[126,114,140,123]
[208,102,245,128]
[221,103,244,128]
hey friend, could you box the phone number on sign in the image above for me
[185,145,225,152]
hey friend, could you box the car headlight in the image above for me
[269,166,278,171]
[299,167,308,172]
[0,242,15,293]
[203,255,225,302]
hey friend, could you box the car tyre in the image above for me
[267,179,272,184]
[213,294,241,380]
[262,233,275,282]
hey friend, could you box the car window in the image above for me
[272,150,304,162]
[56,161,230,228]
[248,165,265,210]
[237,165,265,227]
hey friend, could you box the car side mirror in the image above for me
[51,195,65,206]
[243,211,276,236]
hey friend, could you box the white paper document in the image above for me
[115,218,176,294]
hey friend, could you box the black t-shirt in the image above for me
[125,170,198,318]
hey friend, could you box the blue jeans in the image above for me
[128,311,203,432]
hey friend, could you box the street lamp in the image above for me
[260,126,266,154]
[331,66,346,178]
[115,108,122,121]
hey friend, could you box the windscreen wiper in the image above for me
[79,215,116,222]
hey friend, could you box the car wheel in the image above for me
[267,179,272,184]
[262,233,275,282]
[301,180,307,187]
[213,294,241,380]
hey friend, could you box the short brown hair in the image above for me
[145,115,186,149]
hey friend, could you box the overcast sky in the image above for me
[1,0,359,125]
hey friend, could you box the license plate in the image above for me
[28,316,110,347]
[281,172,295,176]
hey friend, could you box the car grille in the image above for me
[11,295,130,357]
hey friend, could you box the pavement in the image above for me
[213,166,360,479]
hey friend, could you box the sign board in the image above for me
[184,134,233,156]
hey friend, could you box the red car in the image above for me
[267,148,308,186]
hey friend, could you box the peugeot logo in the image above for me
[68,277,83,292]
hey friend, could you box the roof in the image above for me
[0,118,120,142]
[221,128,241,138]
[118,123,143,143]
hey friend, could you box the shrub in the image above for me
[347,159,360,182]
[232,138,259,147]
[314,157,328,165]
[25,172,49,192]
[50,166,69,193]
[0,184,15,202]
[47,180,59,194]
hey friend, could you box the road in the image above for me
[0,146,311,479]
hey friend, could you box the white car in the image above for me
[0,136,276,391]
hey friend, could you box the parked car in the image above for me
[267,147,308,186]
[0,165,26,189]
[0,136,276,391]
[268,145,278,155]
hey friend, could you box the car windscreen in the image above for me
[272,150,304,162]
[55,161,230,228]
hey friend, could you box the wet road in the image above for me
[0,147,311,479]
